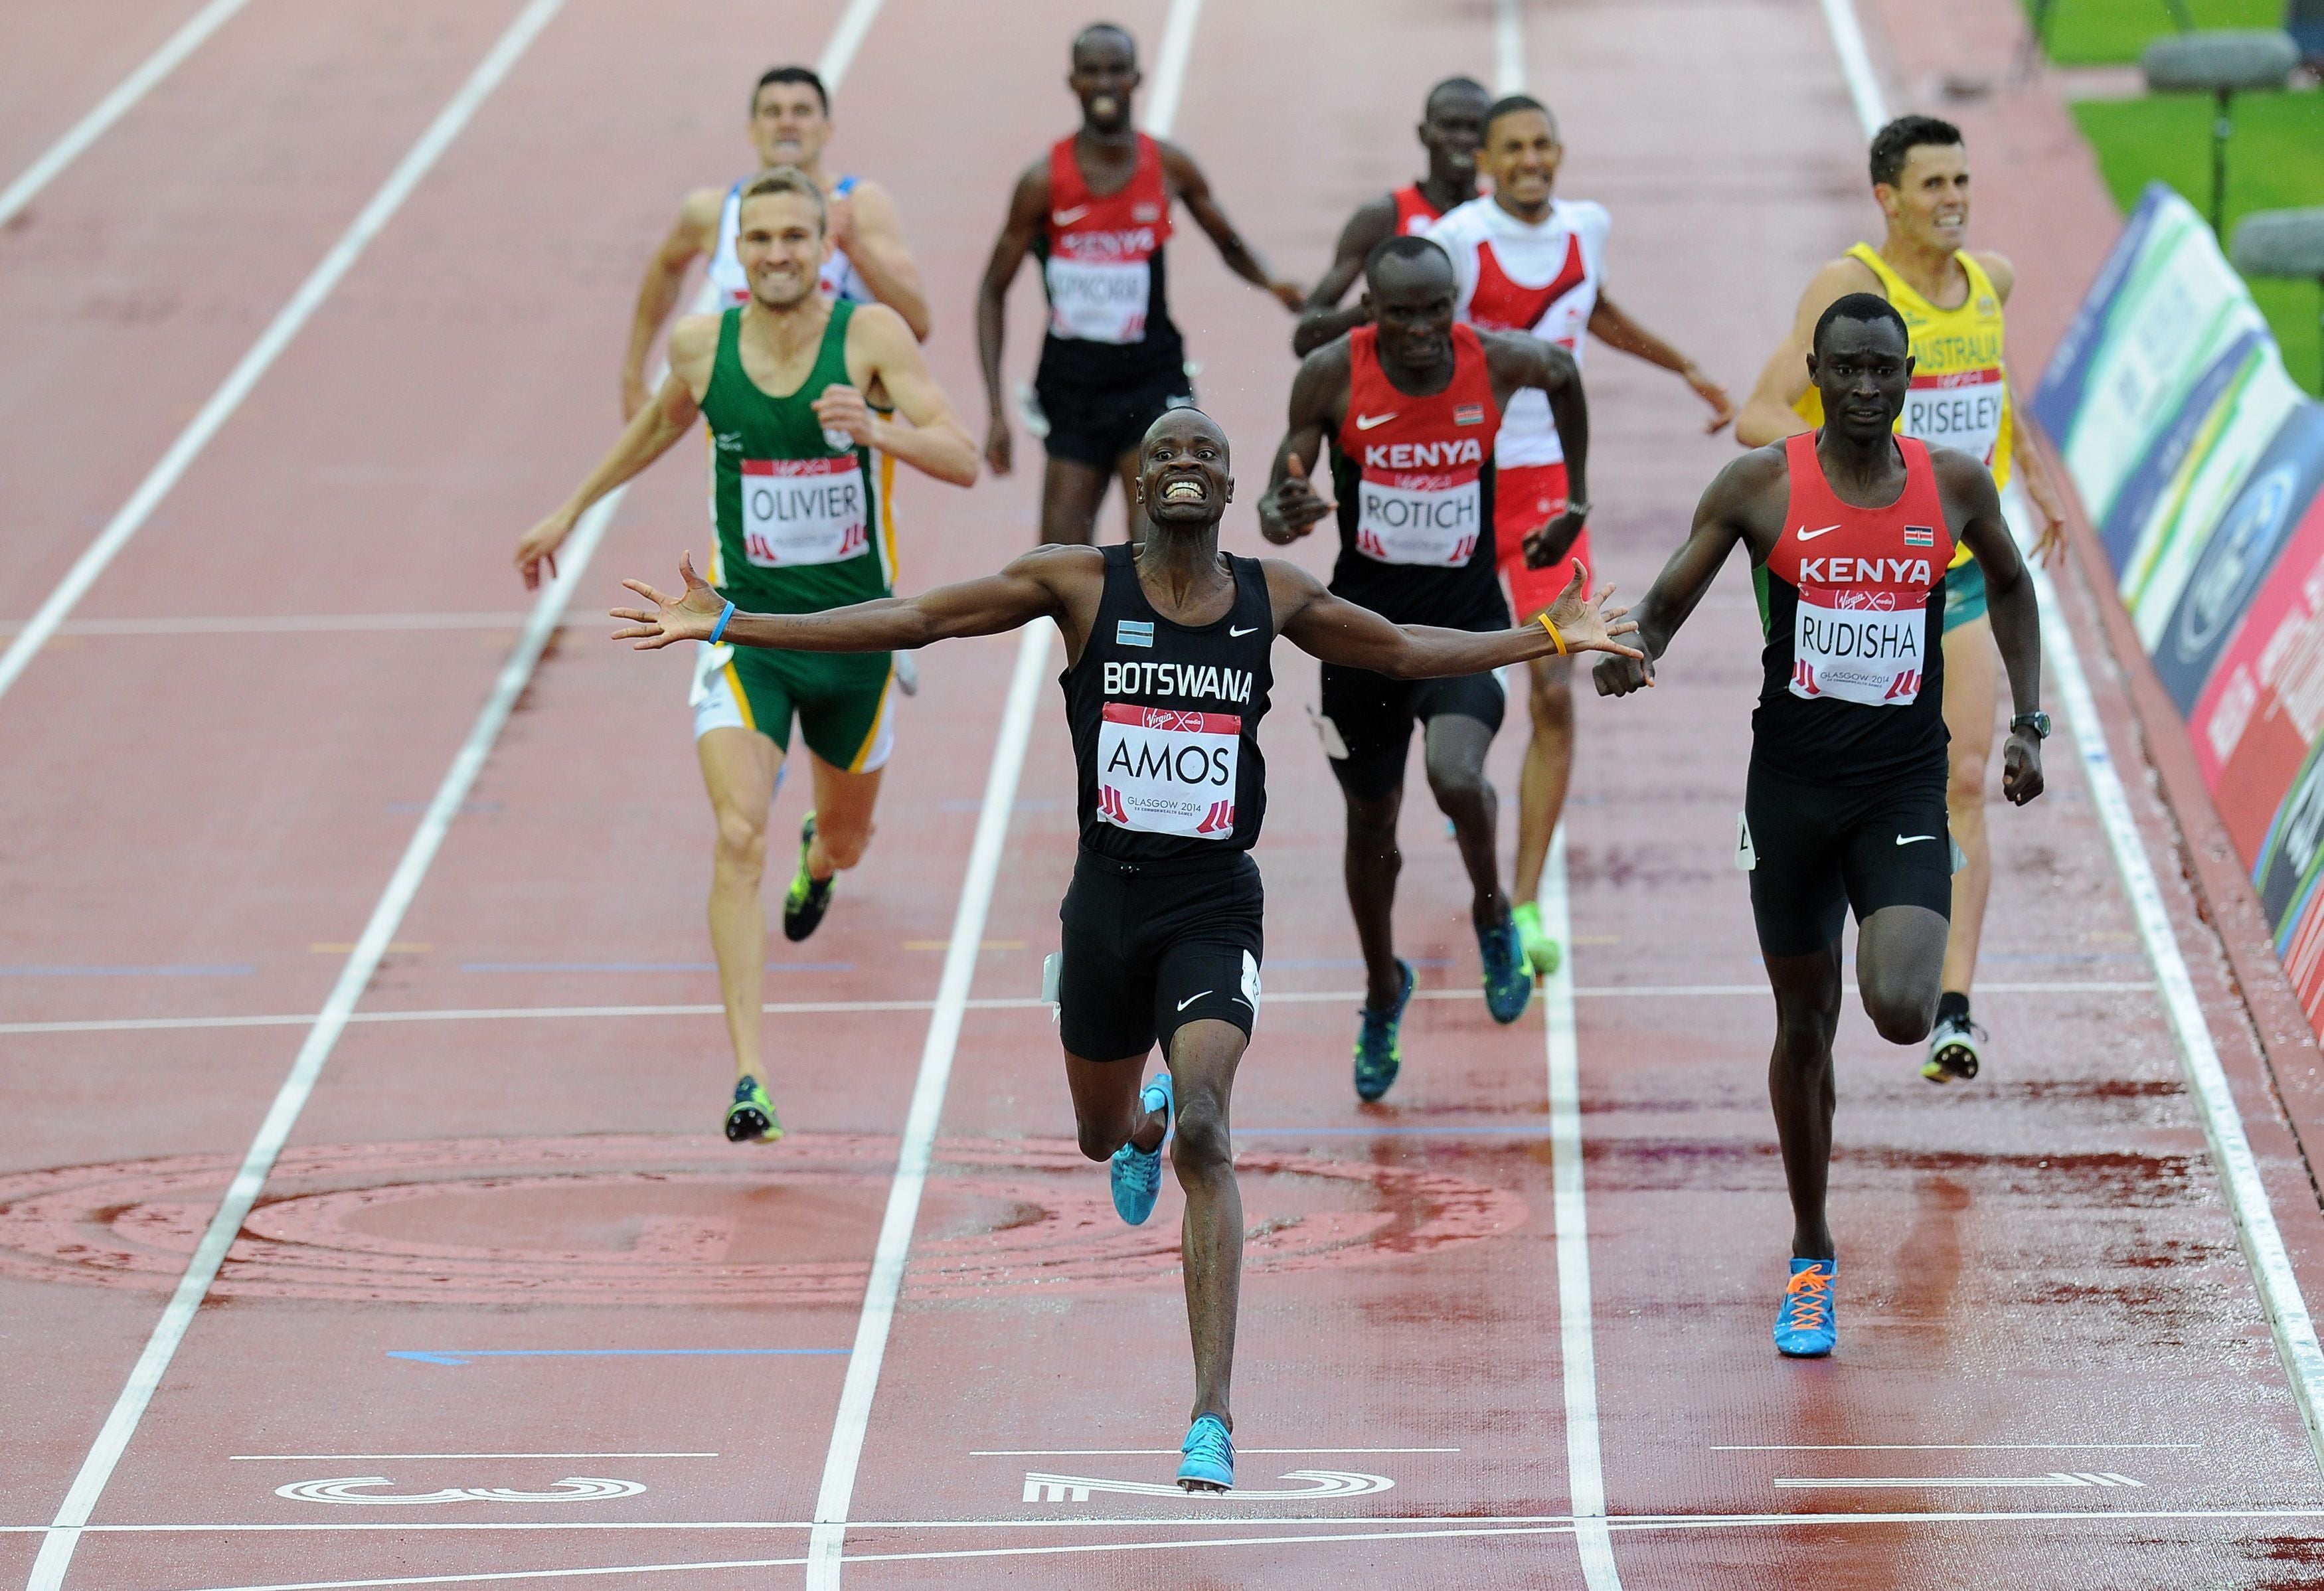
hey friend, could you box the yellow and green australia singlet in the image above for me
[693,299,899,770]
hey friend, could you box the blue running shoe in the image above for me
[1353,960,1416,1103]
[1177,1413,1234,1492]
[1479,912,1532,1025]
[1110,1073,1173,1226]
[1774,1258,1837,1357]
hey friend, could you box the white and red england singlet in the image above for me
[1388,184,1444,236]
[1426,195,1609,469]
[1754,433,1954,780]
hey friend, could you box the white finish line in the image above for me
[1816,0,2324,1485]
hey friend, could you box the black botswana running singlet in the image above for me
[1062,543,1275,863]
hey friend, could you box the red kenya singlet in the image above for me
[1752,433,1954,782]
[1329,323,1507,629]
[1039,133,1183,384]
[1389,184,1444,236]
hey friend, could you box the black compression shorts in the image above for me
[1057,848,1264,1061]
[1035,365,1195,469]
[1740,758,1953,958]
[1316,663,1507,802]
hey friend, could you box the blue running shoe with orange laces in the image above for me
[1110,1073,1173,1226]
[1774,1258,1836,1357]
[1177,1414,1234,1492]
[1478,912,1532,1025]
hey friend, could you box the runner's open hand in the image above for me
[1524,506,1588,569]
[811,385,879,448]
[2002,727,2045,805]
[515,513,572,592]
[1258,455,1334,544]
[1538,565,1643,660]
[611,553,726,649]
[1685,363,1735,434]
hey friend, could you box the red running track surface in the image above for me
[1,0,2321,1586]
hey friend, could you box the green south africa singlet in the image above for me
[702,299,895,614]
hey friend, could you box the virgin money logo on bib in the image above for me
[1789,589,1926,706]
[1096,703,1239,839]
[740,456,868,567]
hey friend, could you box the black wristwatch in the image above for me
[2011,710,2052,740]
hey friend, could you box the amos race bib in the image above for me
[741,455,869,567]
[1789,586,1930,706]
[1095,703,1238,838]
[1355,477,1483,566]
[1902,367,2005,468]
[1045,255,1151,344]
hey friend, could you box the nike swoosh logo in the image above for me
[1229,625,1258,637]
[1353,412,1398,430]
[1177,991,1208,1011]
[1052,205,1090,225]
[1896,834,1935,846]
[1795,524,1842,541]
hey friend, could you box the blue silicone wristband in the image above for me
[708,600,735,645]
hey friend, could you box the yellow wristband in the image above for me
[1536,612,1568,656]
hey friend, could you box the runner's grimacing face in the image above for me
[736,193,830,309]
[1369,256,1457,371]
[750,83,831,171]
[1418,88,1488,182]
[1807,317,1913,442]
[1138,413,1232,529]
[1878,142,1969,254]
[1070,33,1139,133]
[1484,109,1560,217]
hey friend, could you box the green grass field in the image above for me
[2072,88,2324,392]
[2023,0,2285,64]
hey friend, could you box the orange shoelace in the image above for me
[1781,1266,1832,1333]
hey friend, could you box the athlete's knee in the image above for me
[1946,748,1989,813]
[1423,749,1490,811]
[817,818,872,871]
[1075,1113,1128,1162]
[1171,1098,1233,1177]
[1343,792,1401,854]
[1528,671,1574,733]
[1863,979,1938,1046]
[713,807,770,874]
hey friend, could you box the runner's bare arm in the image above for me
[975,161,1051,476]
[1735,256,1878,446]
[620,187,722,420]
[1593,450,1777,696]
[1268,558,1639,677]
[1256,347,1346,544]
[1291,195,1398,357]
[1484,331,1593,566]
[830,179,932,341]
[824,303,978,485]
[519,318,714,590]
[2009,399,2072,566]
[1161,143,1305,311]
[1942,449,2046,805]
[1586,292,1733,433]
[612,545,1094,651]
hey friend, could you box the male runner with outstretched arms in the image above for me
[1428,93,1734,979]
[519,169,976,1145]
[1259,235,1590,1100]
[1291,76,1489,359]
[1736,115,2072,1085]
[1596,294,2049,1358]
[977,23,1305,546]
[610,407,1639,1487]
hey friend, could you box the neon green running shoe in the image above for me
[724,1075,783,1143]
[783,811,835,943]
[1513,900,1562,977]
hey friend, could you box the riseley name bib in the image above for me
[1789,562,1934,706]
[1904,368,2005,468]
[1096,703,1239,839]
[740,455,869,567]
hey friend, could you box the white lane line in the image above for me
[803,622,1052,1588]
[1540,825,1621,1589]
[1143,0,1203,140]
[1,613,542,637]
[25,516,621,1591]
[1773,1472,2145,1489]
[0,979,2155,1039]
[1491,0,1526,96]
[0,0,568,712]
[969,1448,1460,1456]
[0,0,255,228]
[815,0,888,92]
[1817,0,2324,1484]
[227,1455,718,1463]
[1716,1443,2200,1452]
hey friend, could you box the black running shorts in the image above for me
[1057,848,1264,1061]
[1740,758,1953,958]
[1316,663,1507,802]
[1036,366,1195,469]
